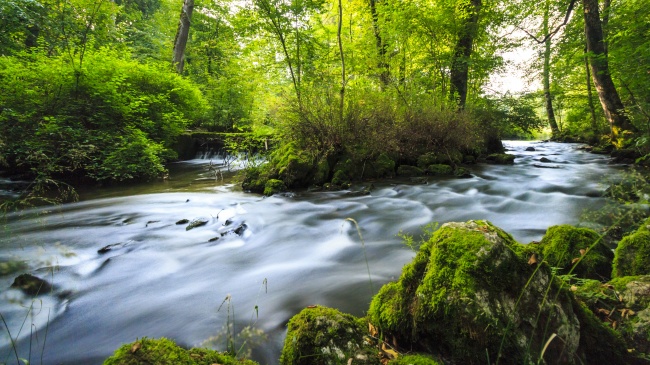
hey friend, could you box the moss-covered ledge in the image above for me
[103,337,259,365]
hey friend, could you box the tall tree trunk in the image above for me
[584,47,600,138]
[337,0,345,125]
[449,0,481,109]
[172,0,194,74]
[543,0,560,135]
[368,0,389,88]
[582,0,635,140]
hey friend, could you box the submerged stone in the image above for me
[0,260,27,276]
[176,219,190,225]
[186,218,209,231]
[103,337,258,365]
[11,273,52,296]
[280,306,378,365]
[367,220,628,364]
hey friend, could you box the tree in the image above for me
[449,0,482,109]
[582,0,635,139]
[172,0,194,74]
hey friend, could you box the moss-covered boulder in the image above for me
[486,153,515,164]
[537,225,614,280]
[368,220,627,365]
[280,306,378,365]
[417,151,462,168]
[264,179,287,196]
[425,164,453,176]
[242,166,272,194]
[371,153,395,178]
[103,337,258,365]
[271,142,313,188]
[613,219,650,277]
[397,165,424,177]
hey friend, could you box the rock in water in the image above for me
[526,147,536,151]
[186,218,209,231]
[367,220,628,364]
[11,273,52,296]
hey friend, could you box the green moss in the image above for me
[388,354,441,365]
[613,221,650,277]
[331,169,351,187]
[103,337,258,365]
[417,151,461,168]
[270,142,313,188]
[539,225,613,280]
[372,153,395,178]
[280,306,378,365]
[368,220,628,364]
[486,153,515,164]
[312,157,330,186]
[264,179,286,196]
[425,164,453,176]
[242,166,272,194]
[396,165,424,177]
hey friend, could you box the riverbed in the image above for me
[0,141,621,364]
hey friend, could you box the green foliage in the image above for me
[0,49,208,183]
[103,337,258,365]
[537,225,614,280]
[472,95,546,140]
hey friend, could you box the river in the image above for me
[0,141,621,364]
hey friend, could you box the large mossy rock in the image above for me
[368,220,627,365]
[613,218,650,277]
[536,225,614,280]
[103,337,258,365]
[280,306,378,365]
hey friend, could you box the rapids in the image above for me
[0,141,621,364]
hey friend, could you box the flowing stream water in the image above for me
[0,141,621,364]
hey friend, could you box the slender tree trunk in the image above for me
[337,0,345,125]
[172,0,194,74]
[584,47,600,137]
[582,0,635,140]
[368,0,389,88]
[255,0,301,104]
[543,0,560,136]
[449,0,481,109]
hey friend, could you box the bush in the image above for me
[0,49,208,183]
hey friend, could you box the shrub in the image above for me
[0,49,208,183]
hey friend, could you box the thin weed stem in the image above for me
[345,218,374,295]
